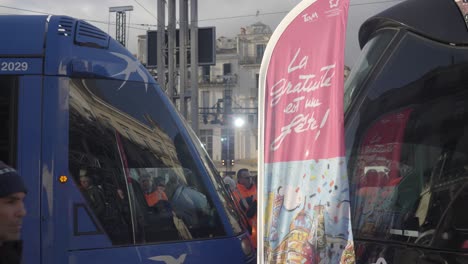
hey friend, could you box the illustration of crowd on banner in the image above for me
[259,0,355,263]
[263,159,355,263]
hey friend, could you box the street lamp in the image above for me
[207,115,246,175]
[234,117,245,128]
[221,117,245,175]
[221,134,231,174]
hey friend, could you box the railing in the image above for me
[239,56,262,65]
[198,74,238,87]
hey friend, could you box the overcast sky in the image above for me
[0,0,401,67]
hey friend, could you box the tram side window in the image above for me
[0,76,17,165]
[69,86,133,245]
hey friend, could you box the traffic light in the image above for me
[221,159,225,166]
[231,159,235,166]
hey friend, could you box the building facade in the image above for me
[198,22,272,176]
[137,22,272,176]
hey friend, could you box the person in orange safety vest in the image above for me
[236,168,257,249]
[140,175,168,207]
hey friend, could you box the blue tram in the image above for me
[0,15,255,263]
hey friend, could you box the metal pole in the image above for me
[157,0,166,90]
[116,12,123,45]
[168,0,176,100]
[224,77,233,174]
[227,130,229,174]
[179,0,188,118]
[109,6,133,47]
[190,0,199,134]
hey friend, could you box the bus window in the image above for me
[346,30,468,252]
[0,76,18,165]
[344,29,396,112]
[69,77,226,246]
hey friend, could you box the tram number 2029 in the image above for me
[1,61,29,71]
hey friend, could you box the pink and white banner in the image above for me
[258,0,355,263]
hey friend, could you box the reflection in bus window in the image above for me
[346,31,468,252]
[352,108,413,238]
[69,78,225,246]
[344,29,396,111]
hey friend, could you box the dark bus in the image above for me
[345,0,468,263]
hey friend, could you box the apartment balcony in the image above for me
[198,74,238,88]
[239,56,262,65]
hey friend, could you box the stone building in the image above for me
[198,22,272,175]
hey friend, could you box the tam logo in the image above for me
[148,254,187,264]
[302,12,319,22]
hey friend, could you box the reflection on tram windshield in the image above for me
[69,78,225,245]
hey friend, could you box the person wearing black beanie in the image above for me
[0,161,27,264]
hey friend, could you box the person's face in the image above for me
[238,171,252,188]
[0,192,26,243]
[141,178,151,192]
[80,177,90,189]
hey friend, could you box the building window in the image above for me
[248,114,255,125]
[223,63,231,75]
[256,44,266,63]
[202,65,210,82]
[199,129,213,158]
[201,91,210,123]
[256,73,260,89]
[202,91,210,108]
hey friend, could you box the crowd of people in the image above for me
[78,169,215,243]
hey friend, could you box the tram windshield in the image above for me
[69,78,244,245]
[345,29,468,251]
